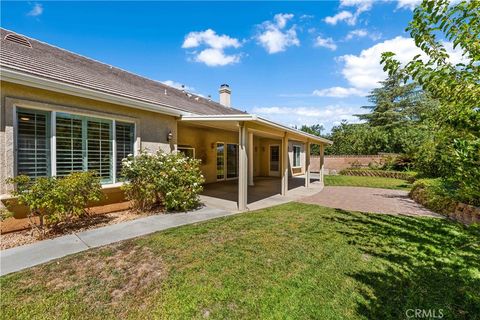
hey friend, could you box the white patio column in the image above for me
[320,144,325,184]
[238,123,248,211]
[305,141,310,188]
[281,132,289,196]
[248,131,254,186]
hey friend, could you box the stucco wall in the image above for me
[0,81,177,195]
[177,124,239,184]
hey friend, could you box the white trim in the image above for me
[112,119,117,184]
[177,147,195,158]
[215,142,225,181]
[1,67,187,117]
[51,111,57,176]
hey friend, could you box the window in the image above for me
[216,143,224,180]
[56,113,113,183]
[226,144,238,179]
[15,108,135,184]
[178,147,195,158]
[293,145,301,167]
[16,109,50,178]
[116,122,135,180]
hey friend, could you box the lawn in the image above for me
[1,203,479,319]
[325,174,413,190]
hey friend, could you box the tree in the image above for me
[382,0,479,203]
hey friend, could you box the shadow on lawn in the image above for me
[328,209,480,320]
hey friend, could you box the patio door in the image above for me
[216,142,238,180]
[269,145,280,177]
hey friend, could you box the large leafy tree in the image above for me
[382,0,479,203]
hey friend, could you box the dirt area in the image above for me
[22,242,166,309]
[0,210,161,250]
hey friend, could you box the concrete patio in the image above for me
[200,176,324,211]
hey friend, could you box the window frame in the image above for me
[13,102,138,186]
[177,147,195,159]
[292,144,302,168]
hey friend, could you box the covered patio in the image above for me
[178,114,332,211]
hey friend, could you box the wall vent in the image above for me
[4,34,32,48]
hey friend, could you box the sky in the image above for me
[1,1,460,132]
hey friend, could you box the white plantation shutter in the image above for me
[115,122,134,180]
[56,113,113,183]
[16,109,50,178]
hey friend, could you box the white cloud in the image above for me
[344,29,382,41]
[27,3,43,17]
[314,36,337,51]
[182,29,242,67]
[251,105,366,129]
[324,0,374,26]
[324,11,355,26]
[340,0,374,13]
[313,87,366,98]
[339,36,467,90]
[396,0,422,10]
[314,36,467,97]
[256,13,300,54]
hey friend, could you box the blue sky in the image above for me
[1,1,456,132]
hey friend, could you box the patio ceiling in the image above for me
[180,114,333,145]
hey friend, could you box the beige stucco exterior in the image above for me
[1,80,329,220]
[0,81,177,195]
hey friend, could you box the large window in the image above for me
[16,109,50,178]
[56,113,113,183]
[16,108,134,184]
[216,143,238,180]
[293,145,301,167]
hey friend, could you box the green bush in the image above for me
[410,179,458,215]
[7,172,103,237]
[121,151,205,212]
[382,154,414,171]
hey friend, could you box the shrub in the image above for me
[410,179,457,215]
[382,154,413,171]
[7,172,103,237]
[340,169,417,182]
[121,151,204,212]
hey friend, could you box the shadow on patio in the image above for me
[201,176,322,211]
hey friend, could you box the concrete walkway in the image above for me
[300,186,442,218]
[0,206,233,276]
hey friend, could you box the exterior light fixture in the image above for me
[167,130,173,142]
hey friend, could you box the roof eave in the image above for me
[0,67,188,117]
[180,114,333,145]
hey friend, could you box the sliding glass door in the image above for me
[216,142,238,180]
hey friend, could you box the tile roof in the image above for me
[0,28,246,116]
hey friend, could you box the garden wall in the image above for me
[311,155,393,173]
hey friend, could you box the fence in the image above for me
[310,154,394,173]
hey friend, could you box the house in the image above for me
[0,28,331,217]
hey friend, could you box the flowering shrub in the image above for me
[121,151,204,212]
[6,172,102,238]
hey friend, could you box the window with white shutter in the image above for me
[16,109,50,178]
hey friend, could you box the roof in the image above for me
[0,28,245,116]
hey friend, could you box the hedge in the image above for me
[340,169,417,182]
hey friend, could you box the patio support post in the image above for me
[248,131,254,186]
[305,141,310,188]
[238,122,248,211]
[320,144,325,184]
[281,132,289,196]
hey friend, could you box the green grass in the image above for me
[325,174,413,190]
[1,203,479,319]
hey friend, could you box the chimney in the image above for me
[219,84,231,108]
